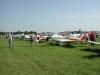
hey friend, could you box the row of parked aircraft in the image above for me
[16,32,100,46]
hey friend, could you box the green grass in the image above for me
[0,38,100,75]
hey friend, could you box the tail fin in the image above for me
[80,35,86,41]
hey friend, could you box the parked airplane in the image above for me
[51,33,86,46]
[51,34,66,41]
[37,35,48,40]
[24,35,30,39]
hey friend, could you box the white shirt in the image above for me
[9,34,12,41]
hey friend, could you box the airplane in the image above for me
[24,33,48,41]
[50,33,86,46]
[24,35,31,40]
[36,34,48,41]
[51,33,66,41]
[37,35,48,40]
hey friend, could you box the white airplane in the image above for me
[38,35,48,40]
[51,34,66,41]
[36,34,48,41]
[24,35,31,40]
[51,33,86,46]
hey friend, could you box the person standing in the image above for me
[85,32,89,46]
[32,34,37,46]
[89,31,95,49]
[93,32,97,42]
[46,36,49,41]
[36,34,40,44]
[8,33,13,48]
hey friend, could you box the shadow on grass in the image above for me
[39,44,51,47]
[81,48,100,59]
[48,42,75,48]
[63,44,75,48]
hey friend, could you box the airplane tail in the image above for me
[80,34,86,42]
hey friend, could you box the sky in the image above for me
[0,0,100,32]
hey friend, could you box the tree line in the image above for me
[0,31,37,35]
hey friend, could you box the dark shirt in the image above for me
[90,33,95,41]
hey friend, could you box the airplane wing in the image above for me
[88,41,100,45]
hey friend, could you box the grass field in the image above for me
[0,38,100,75]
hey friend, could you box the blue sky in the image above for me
[0,0,100,32]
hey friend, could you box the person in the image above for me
[30,34,33,44]
[89,31,95,49]
[93,32,97,42]
[31,34,37,46]
[46,36,49,41]
[85,32,89,46]
[36,34,40,43]
[8,33,13,48]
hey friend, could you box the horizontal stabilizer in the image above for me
[88,41,100,45]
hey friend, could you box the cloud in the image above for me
[56,12,79,18]
[88,15,100,18]
[56,12,100,19]
[63,15,79,18]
